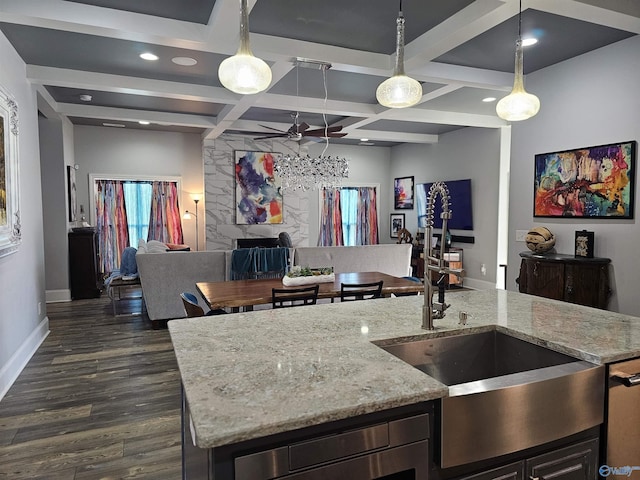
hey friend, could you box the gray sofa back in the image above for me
[293,244,412,278]
[136,250,227,321]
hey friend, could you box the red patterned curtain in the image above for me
[147,181,184,244]
[95,180,129,274]
[318,188,343,246]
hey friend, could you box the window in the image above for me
[90,175,183,274]
[319,186,379,246]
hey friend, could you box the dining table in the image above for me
[196,271,423,312]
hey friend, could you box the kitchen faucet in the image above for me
[422,182,464,330]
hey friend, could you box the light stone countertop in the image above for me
[168,289,640,449]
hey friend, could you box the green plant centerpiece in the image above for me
[282,266,335,286]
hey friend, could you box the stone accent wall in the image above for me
[203,135,310,250]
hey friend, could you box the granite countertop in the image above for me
[168,289,640,449]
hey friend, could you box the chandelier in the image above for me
[274,154,349,191]
[274,59,349,191]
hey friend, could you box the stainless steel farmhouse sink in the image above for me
[377,330,605,468]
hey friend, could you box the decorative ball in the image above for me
[525,227,556,253]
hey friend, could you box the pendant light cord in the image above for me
[321,64,329,157]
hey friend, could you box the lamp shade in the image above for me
[376,10,422,109]
[496,37,540,121]
[218,0,272,95]
[376,74,422,108]
[218,54,272,95]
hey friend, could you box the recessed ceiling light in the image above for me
[79,94,92,102]
[482,97,497,102]
[138,120,150,125]
[172,56,198,66]
[360,138,369,142]
[102,122,126,128]
[522,37,538,47]
[140,52,159,61]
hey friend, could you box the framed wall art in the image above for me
[534,141,636,219]
[235,151,283,224]
[394,176,414,209]
[390,213,405,238]
[0,85,21,258]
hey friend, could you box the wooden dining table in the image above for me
[196,271,423,311]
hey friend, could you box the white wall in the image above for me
[508,35,640,315]
[0,32,48,399]
[72,126,204,251]
[390,127,501,288]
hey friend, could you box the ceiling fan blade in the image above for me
[298,122,310,132]
[253,133,288,140]
[258,124,287,133]
[303,126,344,137]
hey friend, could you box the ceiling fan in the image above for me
[253,112,347,142]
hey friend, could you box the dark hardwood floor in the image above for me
[0,293,182,479]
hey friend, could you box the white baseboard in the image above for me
[0,317,50,401]
[46,289,71,303]
[463,278,497,290]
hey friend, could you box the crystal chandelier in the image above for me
[274,154,349,191]
[274,60,349,191]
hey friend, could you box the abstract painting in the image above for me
[534,141,636,219]
[0,85,20,257]
[235,151,283,224]
[394,176,414,209]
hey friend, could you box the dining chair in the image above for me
[180,292,227,317]
[340,281,383,302]
[272,284,319,309]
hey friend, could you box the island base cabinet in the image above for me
[526,437,599,480]
[451,437,599,480]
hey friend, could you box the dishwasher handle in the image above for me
[610,371,640,387]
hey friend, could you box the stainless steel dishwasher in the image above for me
[233,413,430,479]
[607,357,640,465]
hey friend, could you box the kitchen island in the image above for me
[168,289,640,479]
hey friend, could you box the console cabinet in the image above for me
[516,252,611,309]
[69,229,102,299]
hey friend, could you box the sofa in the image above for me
[136,243,413,327]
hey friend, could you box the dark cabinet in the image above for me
[517,252,611,309]
[454,438,599,480]
[526,438,599,480]
[68,229,101,299]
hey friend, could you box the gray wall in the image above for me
[0,31,47,398]
[508,35,640,316]
[72,125,204,251]
[39,116,69,292]
[390,127,501,289]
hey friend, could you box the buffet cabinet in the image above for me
[68,229,102,299]
[516,252,611,309]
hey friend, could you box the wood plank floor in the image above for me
[0,293,182,479]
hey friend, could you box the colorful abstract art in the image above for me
[534,141,636,218]
[235,151,283,224]
[394,176,414,209]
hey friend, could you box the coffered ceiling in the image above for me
[0,0,638,146]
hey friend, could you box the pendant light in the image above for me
[496,0,540,121]
[218,0,272,95]
[376,0,422,108]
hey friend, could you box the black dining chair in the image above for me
[272,285,320,309]
[340,281,383,302]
